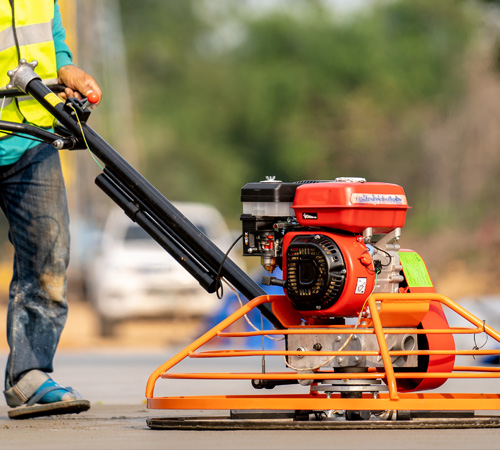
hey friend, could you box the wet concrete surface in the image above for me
[1,349,500,450]
[1,299,500,449]
[2,402,500,450]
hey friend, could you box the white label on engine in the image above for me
[355,277,367,294]
[351,193,407,205]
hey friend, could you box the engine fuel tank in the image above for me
[293,181,409,233]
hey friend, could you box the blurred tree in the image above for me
[119,0,480,230]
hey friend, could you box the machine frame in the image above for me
[3,60,500,429]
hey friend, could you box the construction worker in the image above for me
[0,0,101,419]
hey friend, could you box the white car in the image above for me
[87,202,239,336]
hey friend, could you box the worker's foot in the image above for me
[8,379,90,420]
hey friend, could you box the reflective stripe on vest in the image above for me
[0,0,57,137]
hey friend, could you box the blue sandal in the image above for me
[8,379,90,420]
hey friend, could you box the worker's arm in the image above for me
[53,0,73,70]
[53,0,102,104]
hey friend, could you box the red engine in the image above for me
[241,177,410,317]
[241,177,454,392]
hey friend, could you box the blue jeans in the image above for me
[0,143,70,407]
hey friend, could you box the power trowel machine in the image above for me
[4,60,500,430]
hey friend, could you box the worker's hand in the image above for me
[57,64,102,106]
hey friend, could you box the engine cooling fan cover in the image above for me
[285,235,346,311]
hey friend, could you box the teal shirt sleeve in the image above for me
[53,0,74,70]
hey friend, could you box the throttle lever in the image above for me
[81,91,100,109]
[62,90,99,123]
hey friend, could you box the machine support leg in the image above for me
[368,296,399,400]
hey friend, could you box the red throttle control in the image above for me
[87,92,100,104]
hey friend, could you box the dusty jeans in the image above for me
[0,143,70,407]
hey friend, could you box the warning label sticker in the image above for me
[399,251,433,288]
[355,277,367,294]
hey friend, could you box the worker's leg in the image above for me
[0,143,70,406]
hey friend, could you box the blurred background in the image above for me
[2,0,500,349]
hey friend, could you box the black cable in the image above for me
[0,129,47,143]
[0,119,59,144]
[371,244,393,267]
[216,233,243,299]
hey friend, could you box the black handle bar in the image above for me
[0,83,65,98]
[0,119,60,142]
[1,73,283,329]
[0,83,90,149]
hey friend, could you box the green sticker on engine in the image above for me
[399,251,433,287]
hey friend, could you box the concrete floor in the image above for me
[1,349,500,450]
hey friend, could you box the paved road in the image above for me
[1,349,500,450]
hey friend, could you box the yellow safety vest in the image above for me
[0,0,57,136]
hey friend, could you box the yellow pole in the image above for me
[56,0,77,190]
[58,0,78,61]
